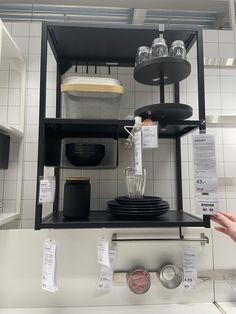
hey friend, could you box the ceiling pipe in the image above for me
[228,0,236,30]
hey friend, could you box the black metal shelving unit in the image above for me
[35,22,210,230]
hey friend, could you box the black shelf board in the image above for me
[44,118,199,139]
[46,22,198,70]
[40,210,209,229]
[134,57,191,86]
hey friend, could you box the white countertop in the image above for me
[0,303,221,314]
[218,302,236,313]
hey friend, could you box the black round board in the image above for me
[134,57,191,86]
[135,103,192,121]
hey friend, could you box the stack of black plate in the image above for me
[107,196,169,218]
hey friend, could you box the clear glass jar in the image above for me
[150,37,168,58]
[135,46,150,66]
[169,40,186,59]
[124,167,146,198]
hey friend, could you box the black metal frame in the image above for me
[34,22,210,230]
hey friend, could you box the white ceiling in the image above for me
[0,0,234,29]
[0,0,229,12]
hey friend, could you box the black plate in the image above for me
[115,196,163,205]
[108,205,169,212]
[107,208,169,217]
[107,200,169,210]
[135,103,192,121]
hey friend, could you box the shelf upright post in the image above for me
[53,63,62,214]
[174,81,183,212]
[196,28,206,130]
[196,28,210,227]
[35,22,48,230]
[159,74,165,103]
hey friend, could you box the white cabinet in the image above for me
[0,20,26,226]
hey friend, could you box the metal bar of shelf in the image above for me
[112,232,209,245]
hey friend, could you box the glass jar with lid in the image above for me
[135,46,150,66]
[150,37,168,58]
[169,40,186,59]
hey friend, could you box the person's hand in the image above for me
[211,212,236,243]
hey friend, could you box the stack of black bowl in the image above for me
[65,143,105,167]
[107,196,169,218]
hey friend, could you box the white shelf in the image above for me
[204,57,236,67]
[218,177,236,187]
[0,20,25,65]
[0,212,20,226]
[0,121,23,139]
[206,115,236,126]
[0,19,26,227]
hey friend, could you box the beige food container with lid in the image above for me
[61,76,124,119]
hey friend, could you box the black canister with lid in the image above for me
[63,177,90,218]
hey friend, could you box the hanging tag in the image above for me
[134,130,142,175]
[142,123,158,149]
[183,247,197,290]
[195,194,219,214]
[192,133,217,193]
[97,237,110,267]
[98,269,113,291]
[38,176,56,204]
[195,178,218,194]
[42,239,58,293]
[97,242,118,291]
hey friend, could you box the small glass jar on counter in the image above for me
[135,46,150,66]
[169,40,186,59]
[150,37,168,58]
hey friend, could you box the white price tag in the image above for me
[195,194,219,215]
[97,237,110,267]
[38,177,56,204]
[183,247,197,290]
[192,133,217,180]
[195,178,218,194]
[42,239,57,292]
[97,270,113,291]
[134,130,142,175]
[142,124,158,149]
[97,242,117,291]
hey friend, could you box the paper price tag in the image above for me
[134,130,142,175]
[97,241,117,291]
[142,124,158,149]
[183,247,197,290]
[42,239,58,293]
[192,133,217,179]
[38,177,56,204]
[97,270,113,291]
[195,177,218,194]
[97,237,110,267]
[195,194,219,215]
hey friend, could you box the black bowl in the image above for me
[65,143,105,166]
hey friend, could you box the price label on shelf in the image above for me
[195,194,219,215]
[195,177,218,194]
[142,124,158,149]
[42,239,58,293]
[134,130,142,175]
[183,247,197,290]
[38,176,56,204]
[192,133,217,186]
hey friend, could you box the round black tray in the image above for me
[134,57,191,86]
[135,103,193,121]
